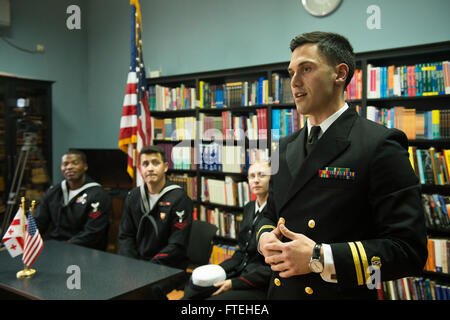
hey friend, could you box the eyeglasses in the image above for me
[248,172,269,181]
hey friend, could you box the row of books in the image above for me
[153,108,450,143]
[210,244,237,265]
[367,107,450,140]
[152,117,197,141]
[152,109,270,142]
[380,277,449,300]
[200,109,269,141]
[148,84,197,111]
[148,68,366,111]
[425,237,450,274]
[199,78,272,109]
[156,141,269,174]
[199,144,269,173]
[196,74,298,109]
[167,174,197,201]
[271,73,294,105]
[199,113,223,140]
[196,205,243,240]
[345,69,363,100]
[153,105,369,143]
[409,147,450,186]
[422,194,450,230]
[148,61,450,111]
[201,176,251,208]
[271,108,306,140]
[367,61,450,99]
[198,72,301,109]
[155,143,197,171]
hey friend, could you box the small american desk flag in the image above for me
[22,211,43,267]
[118,0,151,184]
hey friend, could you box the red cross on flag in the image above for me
[2,208,26,258]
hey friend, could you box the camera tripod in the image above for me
[1,132,51,239]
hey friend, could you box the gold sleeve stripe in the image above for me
[256,225,276,241]
[348,242,364,286]
[355,241,370,284]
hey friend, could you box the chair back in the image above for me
[187,220,218,267]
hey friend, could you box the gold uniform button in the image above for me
[274,278,281,286]
[305,286,313,295]
[308,219,315,229]
[278,217,285,225]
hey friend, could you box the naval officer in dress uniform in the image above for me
[183,160,272,300]
[208,160,272,299]
[256,31,428,300]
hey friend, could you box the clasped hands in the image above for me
[259,218,316,278]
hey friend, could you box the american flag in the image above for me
[2,208,25,258]
[22,211,43,268]
[118,0,151,184]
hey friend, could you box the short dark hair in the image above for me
[139,145,166,163]
[64,149,87,164]
[290,31,355,88]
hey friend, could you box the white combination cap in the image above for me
[191,264,226,287]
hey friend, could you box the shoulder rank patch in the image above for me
[89,202,101,219]
[175,210,185,223]
[174,220,187,230]
[91,202,100,212]
[174,210,187,229]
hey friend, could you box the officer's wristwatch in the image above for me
[309,243,324,273]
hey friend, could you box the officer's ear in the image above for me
[334,63,349,88]
[163,161,168,173]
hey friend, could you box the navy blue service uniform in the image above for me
[207,200,271,300]
[118,181,193,269]
[256,106,428,299]
[34,176,112,250]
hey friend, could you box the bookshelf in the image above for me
[147,62,295,251]
[357,41,450,300]
[147,41,450,296]
[0,75,53,229]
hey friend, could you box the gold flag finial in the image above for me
[30,200,36,216]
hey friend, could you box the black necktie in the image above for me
[306,126,321,156]
[252,210,261,225]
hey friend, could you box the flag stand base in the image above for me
[16,267,36,279]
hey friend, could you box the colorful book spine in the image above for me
[366,60,449,99]
[380,277,450,300]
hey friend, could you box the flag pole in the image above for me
[16,197,36,279]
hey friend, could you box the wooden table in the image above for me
[0,240,184,300]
